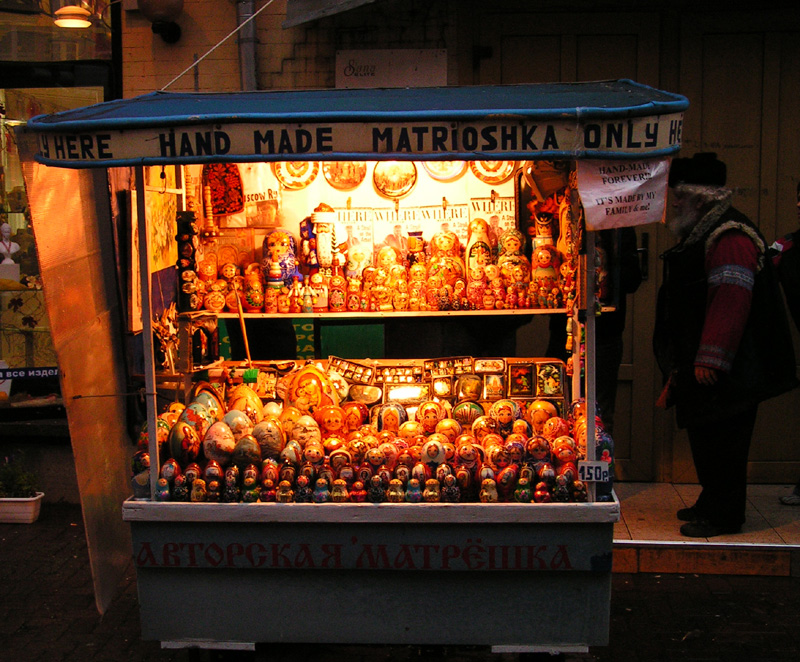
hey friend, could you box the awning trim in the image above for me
[23,80,689,168]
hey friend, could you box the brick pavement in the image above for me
[2,502,800,662]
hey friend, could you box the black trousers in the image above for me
[687,403,758,529]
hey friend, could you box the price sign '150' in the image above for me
[578,461,610,483]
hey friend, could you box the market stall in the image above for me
[20,80,687,652]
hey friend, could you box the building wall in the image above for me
[122,0,458,96]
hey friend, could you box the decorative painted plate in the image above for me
[322,161,368,190]
[422,160,468,182]
[469,160,516,185]
[271,161,320,190]
[373,161,418,199]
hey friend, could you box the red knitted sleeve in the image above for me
[696,230,759,372]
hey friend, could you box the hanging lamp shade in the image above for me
[52,1,94,28]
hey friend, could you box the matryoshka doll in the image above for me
[262,229,300,288]
[405,478,423,503]
[386,478,405,503]
[420,436,447,473]
[525,435,552,471]
[242,263,265,312]
[330,478,350,503]
[376,401,408,435]
[294,474,313,502]
[497,228,531,286]
[471,415,499,446]
[542,416,570,442]
[466,266,488,310]
[488,399,524,439]
[422,478,441,503]
[465,218,493,281]
[349,480,367,503]
[408,262,427,298]
[415,400,447,435]
[367,474,387,503]
[309,272,329,312]
[314,404,347,439]
[343,401,369,433]
[427,229,465,287]
[298,216,316,276]
[370,267,392,311]
[530,244,561,297]
[397,420,425,443]
[526,400,558,435]
[435,418,462,444]
[346,277,362,311]
[479,478,499,503]
[441,474,460,503]
[328,262,347,312]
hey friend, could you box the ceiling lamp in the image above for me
[53,2,94,29]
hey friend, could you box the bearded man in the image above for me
[653,152,797,538]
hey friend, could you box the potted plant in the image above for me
[0,451,44,524]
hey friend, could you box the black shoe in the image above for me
[680,519,741,538]
[677,506,698,522]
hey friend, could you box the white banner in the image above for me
[577,157,670,230]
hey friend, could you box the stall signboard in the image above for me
[32,115,685,168]
[26,80,689,168]
[578,157,671,230]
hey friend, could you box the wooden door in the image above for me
[674,12,800,483]
[474,11,663,480]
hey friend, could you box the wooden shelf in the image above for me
[215,309,564,320]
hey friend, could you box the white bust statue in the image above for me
[0,223,20,264]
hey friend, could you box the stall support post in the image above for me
[584,231,597,501]
[135,166,159,501]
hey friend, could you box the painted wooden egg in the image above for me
[280,439,303,466]
[226,383,264,425]
[232,434,262,470]
[283,363,337,414]
[278,405,303,437]
[290,414,322,448]
[178,402,214,439]
[251,416,286,459]
[193,391,224,422]
[202,421,236,466]
[168,421,202,466]
[223,409,253,441]
[262,401,283,418]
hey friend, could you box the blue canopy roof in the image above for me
[24,80,689,167]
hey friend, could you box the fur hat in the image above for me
[668,152,727,187]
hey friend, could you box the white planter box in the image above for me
[0,492,44,524]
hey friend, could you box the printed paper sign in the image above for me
[577,157,670,230]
